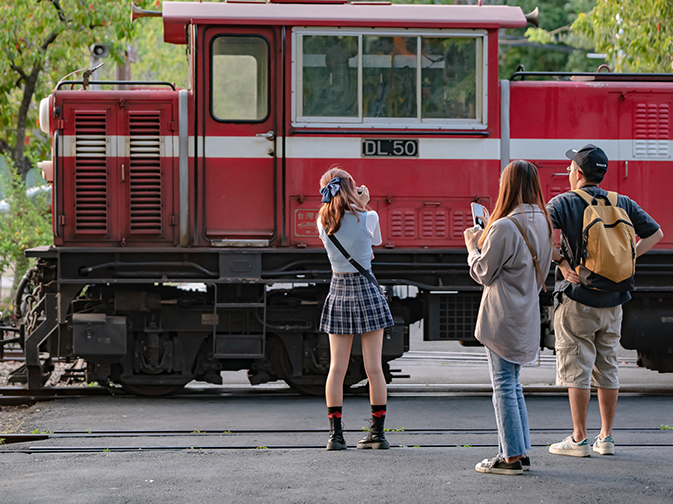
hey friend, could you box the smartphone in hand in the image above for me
[471,202,487,229]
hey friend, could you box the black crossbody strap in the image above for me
[327,234,381,289]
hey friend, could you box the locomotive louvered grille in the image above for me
[452,211,466,238]
[129,112,162,233]
[74,112,108,233]
[634,103,669,158]
[421,210,447,237]
[390,210,416,238]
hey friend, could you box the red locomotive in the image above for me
[11,0,672,394]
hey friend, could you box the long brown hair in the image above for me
[318,165,367,235]
[478,160,552,249]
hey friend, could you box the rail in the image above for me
[510,71,673,82]
[56,80,177,91]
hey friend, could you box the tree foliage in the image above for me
[572,0,673,73]
[0,162,51,309]
[499,0,599,78]
[0,0,158,180]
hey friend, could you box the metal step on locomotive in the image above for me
[6,0,673,395]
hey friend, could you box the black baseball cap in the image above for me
[565,143,608,181]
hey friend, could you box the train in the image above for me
[6,0,673,395]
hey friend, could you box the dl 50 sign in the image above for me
[362,139,418,158]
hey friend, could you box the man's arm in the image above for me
[636,228,664,258]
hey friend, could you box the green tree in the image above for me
[499,0,599,78]
[0,162,51,309]
[572,0,673,72]
[0,0,158,181]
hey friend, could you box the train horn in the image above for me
[131,3,162,22]
[524,7,539,27]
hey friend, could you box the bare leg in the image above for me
[360,329,387,406]
[568,387,591,442]
[597,387,619,439]
[325,333,353,408]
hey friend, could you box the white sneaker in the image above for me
[549,435,591,457]
[593,435,615,455]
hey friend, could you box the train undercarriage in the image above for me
[5,246,673,395]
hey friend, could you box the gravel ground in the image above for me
[1,360,72,434]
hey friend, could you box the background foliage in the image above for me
[0,162,51,309]
[572,0,673,72]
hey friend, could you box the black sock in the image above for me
[327,406,342,419]
[371,404,386,418]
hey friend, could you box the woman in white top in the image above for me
[464,160,553,475]
[317,166,394,451]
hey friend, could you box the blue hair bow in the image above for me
[320,177,341,203]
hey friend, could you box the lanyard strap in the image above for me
[507,217,547,293]
[327,234,381,290]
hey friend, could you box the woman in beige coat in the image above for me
[464,160,553,475]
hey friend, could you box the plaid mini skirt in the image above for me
[319,272,394,335]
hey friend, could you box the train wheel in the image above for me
[267,336,326,396]
[119,382,187,397]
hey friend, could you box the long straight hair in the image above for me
[318,165,367,235]
[478,160,553,249]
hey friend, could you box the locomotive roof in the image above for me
[162,1,527,44]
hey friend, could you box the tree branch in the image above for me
[10,63,28,82]
[49,0,68,23]
[40,28,60,52]
[0,138,11,156]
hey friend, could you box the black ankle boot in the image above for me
[357,414,390,450]
[326,416,347,451]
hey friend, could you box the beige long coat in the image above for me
[467,205,553,365]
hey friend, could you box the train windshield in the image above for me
[294,29,485,129]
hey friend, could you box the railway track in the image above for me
[3,380,673,407]
[2,426,672,452]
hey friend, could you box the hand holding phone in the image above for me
[471,202,488,229]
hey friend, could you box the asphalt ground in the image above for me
[1,325,673,503]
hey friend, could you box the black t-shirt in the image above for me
[546,185,661,308]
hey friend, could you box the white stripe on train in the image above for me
[56,136,672,161]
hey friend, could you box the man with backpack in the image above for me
[546,144,663,457]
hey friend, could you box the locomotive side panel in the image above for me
[509,81,673,246]
[55,91,180,247]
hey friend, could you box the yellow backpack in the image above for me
[572,189,636,292]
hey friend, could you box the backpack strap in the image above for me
[507,217,547,293]
[572,188,619,207]
[605,191,619,207]
[571,189,594,205]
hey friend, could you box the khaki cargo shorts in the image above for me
[554,295,623,389]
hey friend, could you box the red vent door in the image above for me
[119,105,176,244]
[201,28,277,245]
[60,104,118,243]
[619,94,672,246]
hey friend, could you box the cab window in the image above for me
[211,36,269,122]
[294,29,485,129]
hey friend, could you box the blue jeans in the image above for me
[486,347,531,459]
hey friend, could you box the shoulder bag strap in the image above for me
[507,217,547,293]
[327,234,381,290]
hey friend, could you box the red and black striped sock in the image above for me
[371,404,386,418]
[327,406,342,419]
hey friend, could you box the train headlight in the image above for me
[39,96,51,134]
